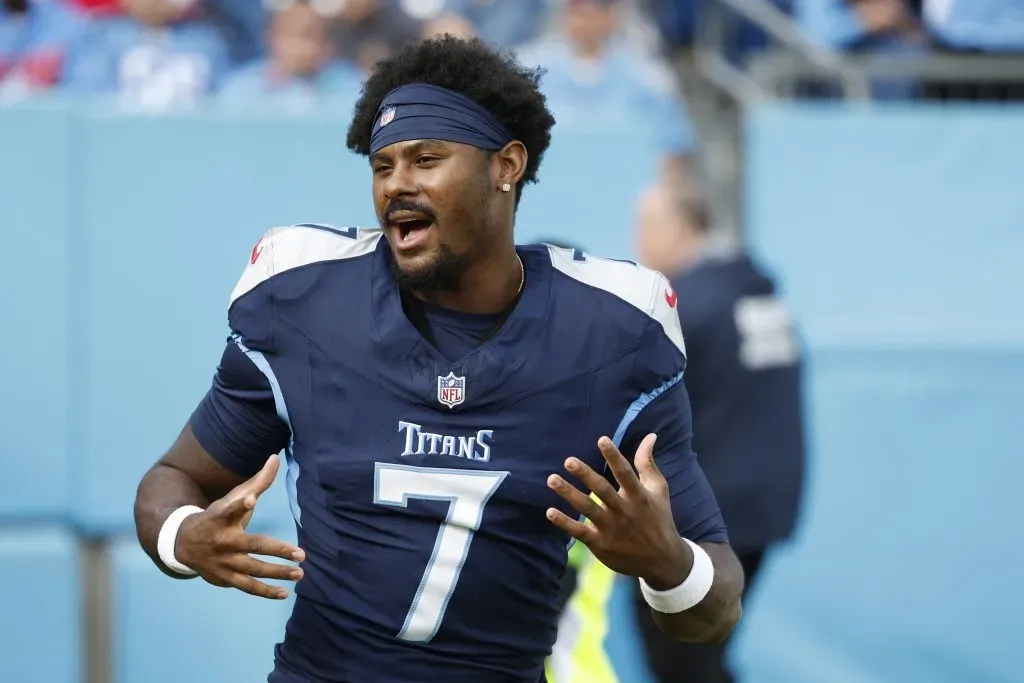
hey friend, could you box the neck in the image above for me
[414,246,522,315]
[674,231,740,275]
[573,42,606,60]
[659,232,702,278]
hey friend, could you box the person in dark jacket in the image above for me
[632,181,807,683]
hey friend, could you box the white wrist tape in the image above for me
[157,505,205,576]
[640,538,715,613]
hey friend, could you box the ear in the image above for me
[493,140,528,190]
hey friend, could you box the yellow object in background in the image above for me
[546,540,619,683]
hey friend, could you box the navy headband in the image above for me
[369,83,514,156]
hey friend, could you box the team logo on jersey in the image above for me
[665,286,677,308]
[437,372,466,409]
[250,236,265,264]
[378,105,396,128]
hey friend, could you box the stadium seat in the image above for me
[0,527,81,683]
[110,525,297,683]
[0,103,73,521]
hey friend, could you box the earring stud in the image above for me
[501,183,511,193]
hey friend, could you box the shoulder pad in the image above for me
[230,224,381,306]
[546,245,686,356]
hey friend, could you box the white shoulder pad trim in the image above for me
[546,245,686,356]
[230,224,382,306]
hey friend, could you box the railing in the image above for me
[747,50,1024,98]
[694,0,873,104]
[667,0,1024,243]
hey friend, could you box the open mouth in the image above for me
[388,211,435,249]
[396,219,432,242]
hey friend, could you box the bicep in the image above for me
[156,422,248,503]
[186,339,291,482]
[619,382,728,544]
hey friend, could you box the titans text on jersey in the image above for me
[398,420,494,461]
[189,223,728,683]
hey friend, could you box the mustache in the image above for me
[383,198,438,224]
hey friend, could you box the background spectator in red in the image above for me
[61,0,230,111]
[0,0,87,102]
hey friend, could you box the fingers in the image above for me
[238,555,304,582]
[212,531,306,600]
[562,455,623,511]
[219,490,257,521]
[632,433,665,489]
[226,573,292,600]
[243,532,306,563]
[547,474,609,525]
[211,529,304,562]
[545,507,599,546]
[246,454,281,498]
[597,437,643,495]
[218,455,281,523]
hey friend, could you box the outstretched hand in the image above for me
[175,454,306,599]
[545,435,691,589]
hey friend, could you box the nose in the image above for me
[381,161,417,201]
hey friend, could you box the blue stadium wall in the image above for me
[0,101,1021,683]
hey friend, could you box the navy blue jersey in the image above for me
[190,224,728,683]
[671,252,805,553]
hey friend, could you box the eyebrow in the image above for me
[370,140,450,165]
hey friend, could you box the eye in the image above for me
[372,163,392,175]
[416,155,440,166]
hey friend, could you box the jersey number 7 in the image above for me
[373,463,510,642]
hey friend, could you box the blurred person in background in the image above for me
[62,0,229,111]
[420,11,476,41]
[631,180,806,683]
[218,0,362,111]
[402,0,551,48]
[518,0,696,177]
[0,0,86,102]
[795,0,924,99]
[328,0,422,73]
[919,0,1024,100]
[201,0,270,64]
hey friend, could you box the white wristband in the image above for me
[157,505,205,576]
[639,538,715,614]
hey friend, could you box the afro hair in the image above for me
[346,35,556,204]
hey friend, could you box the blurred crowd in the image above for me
[0,1,686,135]
[3,0,1023,143]
[0,0,703,191]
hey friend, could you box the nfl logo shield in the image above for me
[437,372,466,409]
[378,105,396,128]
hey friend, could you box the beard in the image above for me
[390,242,472,292]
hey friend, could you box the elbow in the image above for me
[656,595,743,644]
[705,599,742,643]
[692,598,743,644]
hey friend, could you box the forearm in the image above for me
[644,541,745,643]
[134,464,214,579]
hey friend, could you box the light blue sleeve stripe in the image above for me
[611,370,685,447]
[564,371,687,553]
[232,335,302,526]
